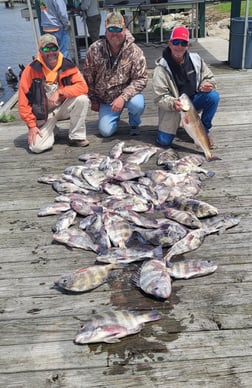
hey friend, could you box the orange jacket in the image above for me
[18,57,88,129]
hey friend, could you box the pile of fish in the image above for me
[38,142,240,344]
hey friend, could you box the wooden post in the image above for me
[198,2,205,38]
[231,0,242,18]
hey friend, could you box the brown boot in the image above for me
[68,137,89,147]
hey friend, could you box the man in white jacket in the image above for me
[81,0,101,43]
[152,26,219,148]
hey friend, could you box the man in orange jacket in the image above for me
[18,34,90,153]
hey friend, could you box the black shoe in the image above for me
[68,137,90,147]
[130,126,140,136]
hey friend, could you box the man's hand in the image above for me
[91,102,100,112]
[28,127,43,146]
[199,82,214,92]
[48,91,61,108]
[173,99,184,112]
[111,96,125,112]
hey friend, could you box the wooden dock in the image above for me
[1,37,252,387]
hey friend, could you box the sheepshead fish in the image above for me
[102,182,125,196]
[52,181,88,195]
[103,212,132,248]
[37,174,64,184]
[116,209,160,229]
[165,207,202,229]
[171,197,218,218]
[54,263,120,292]
[126,147,158,165]
[201,213,240,235]
[134,259,172,299]
[165,159,215,177]
[74,309,161,344]
[53,228,99,253]
[64,165,85,179]
[179,93,220,161]
[70,198,102,217]
[134,222,188,247]
[38,202,71,216]
[122,144,151,153]
[157,148,180,165]
[113,163,145,181]
[167,259,218,279]
[96,245,163,264]
[52,209,77,233]
[109,141,125,159]
[164,229,207,262]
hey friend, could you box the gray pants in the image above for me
[85,14,101,43]
[29,94,89,154]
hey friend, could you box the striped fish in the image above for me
[54,263,120,292]
[167,259,218,279]
[134,259,172,299]
[74,309,161,344]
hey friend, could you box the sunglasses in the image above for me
[171,39,188,47]
[107,26,123,33]
[41,45,59,53]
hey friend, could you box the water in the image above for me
[0,3,38,104]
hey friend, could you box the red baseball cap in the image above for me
[170,26,189,42]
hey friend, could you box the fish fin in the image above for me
[131,270,141,288]
[153,245,163,259]
[148,309,161,321]
[206,170,215,177]
[104,337,121,343]
[207,155,222,162]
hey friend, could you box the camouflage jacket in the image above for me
[83,30,148,104]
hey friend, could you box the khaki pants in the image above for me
[29,94,89,154]
[158,108,181,135]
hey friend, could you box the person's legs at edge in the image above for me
[126,93,145,135]
[192,90,219,133]
[52,29,70,59]
[60,95,89,141]
[156,110,180,146]
[29,114,57,153]
[98,103,121,137]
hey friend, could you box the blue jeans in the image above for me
[98,94,145,137]
[51,29,70,59]
[157,90,220,146]
[192,90,220,133]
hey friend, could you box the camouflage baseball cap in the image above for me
[39,34,59,48]
[105,12,125,29]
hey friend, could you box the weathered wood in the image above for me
[1,38,252,386]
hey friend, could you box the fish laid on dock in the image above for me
[54,263,121,293]
[164,229,207,262]
[74,309,161,344]
[96,245,163,264]
[167,259,218,279]
[133,259,172,299]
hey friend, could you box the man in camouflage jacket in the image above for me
[83,12,148,137]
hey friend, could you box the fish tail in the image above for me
[111,262,128,270]
[148,309,161,321]
[206,170,215,177]
[207,155,222,162]
[131,271,140,288]
[153,245,163,259]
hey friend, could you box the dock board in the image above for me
[1,38,252,387]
